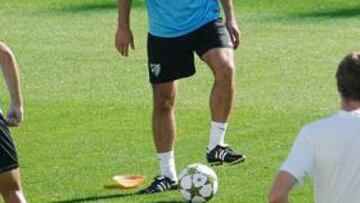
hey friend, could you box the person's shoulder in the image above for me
[299,113,340,137]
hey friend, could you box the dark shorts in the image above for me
[147,18,233,84]
[0,115,19,173]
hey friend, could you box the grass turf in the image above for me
[0,0,359,202]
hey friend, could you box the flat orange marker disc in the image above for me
[112,175,145,189]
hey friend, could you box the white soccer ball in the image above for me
[178,163,218,202]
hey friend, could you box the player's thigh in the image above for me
[202,48,235,75]
[0,169,21,192]
[193,19,235,74]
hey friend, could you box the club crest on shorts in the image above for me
[150,63,161,77]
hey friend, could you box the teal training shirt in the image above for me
[147,0,221,38]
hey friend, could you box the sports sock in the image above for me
[208,121,228,150]
[158,150,177,182]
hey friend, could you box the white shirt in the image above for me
[281,109,360,203]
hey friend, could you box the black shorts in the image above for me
[147,18,233,84]
[0,115,19,173]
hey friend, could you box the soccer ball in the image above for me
[178,163,218,202]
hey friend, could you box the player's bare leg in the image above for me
[137,81,179,194]
[152,81,176,153]
[0,169,27,203]
[202,48,245,165]
[203,48,235,123]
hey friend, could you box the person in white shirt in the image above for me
[269,52,360,203]
[0,42,26,203]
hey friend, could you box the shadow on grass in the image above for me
[154,201,184,203]
[295,7,360,18]
[58,0,145,13]
[50,193,136,203]
[50,193,184,203]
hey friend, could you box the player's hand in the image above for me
[115,26,135,57]
[226,19,241,49]
[6,101,23,127]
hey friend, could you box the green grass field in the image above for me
[0,0,359,202]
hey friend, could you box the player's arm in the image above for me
[0,42,23,127]
[220,0,240,49]
[269,127,314,203]
[115,0,135,57]
[269,171,297,203]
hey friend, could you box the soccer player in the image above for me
[269,52,360,203]
[0,42,27,203]
[115,0,245,193]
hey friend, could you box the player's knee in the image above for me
[214,61,235,83]
[154,93,175,113]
